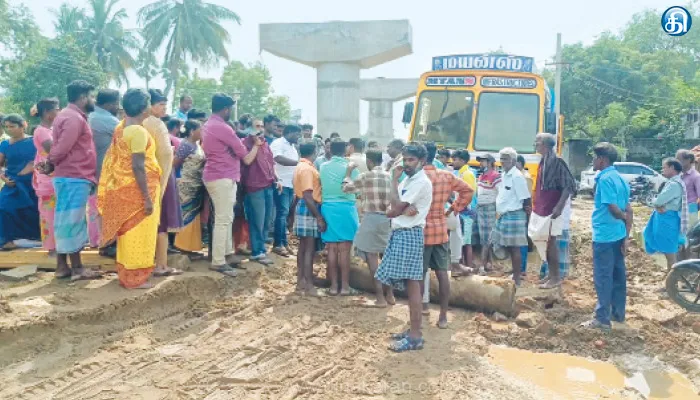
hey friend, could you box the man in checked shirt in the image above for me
[422,142,474,328]
[342,149,395,307]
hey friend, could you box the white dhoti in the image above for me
[528,212,565,261]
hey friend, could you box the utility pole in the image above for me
[555,33,562,133]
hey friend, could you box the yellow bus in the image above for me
[403,54,563,177]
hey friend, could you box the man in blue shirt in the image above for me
[582,142,632,332]
[174,95,193,121]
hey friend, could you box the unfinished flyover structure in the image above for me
[259,20,413,140]
[360,77,418,145]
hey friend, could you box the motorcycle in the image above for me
[666,221,700,312]
[629,175,656,206]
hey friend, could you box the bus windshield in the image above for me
[411,90,474,148]
[474,92,540,154]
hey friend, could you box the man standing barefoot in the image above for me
[288,143,325,295]
[375,142,433,352]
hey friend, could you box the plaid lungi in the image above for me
[375,226,424,291]
[490,209,528,248]
[539,229,571,278]
[293,200,320,238]
[477,203,497,244]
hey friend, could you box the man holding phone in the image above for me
[243,119,280,265]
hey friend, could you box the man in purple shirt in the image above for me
[243,120,279,266]
[38,80,101,281]
[201,93,263,276]
[677,149,700,259]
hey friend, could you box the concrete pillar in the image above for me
[367,100,393,144]
[360,78,419,144]
[259,20,413,140]
[317,63,361,138]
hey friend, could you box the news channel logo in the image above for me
[661,6,692,36]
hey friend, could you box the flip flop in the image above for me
[70,269,103,281]
[54,271,72,279]
[153,267,184,277]
[437,320,448,329]
[326,288,339,296]
[210,265,239,277]
[540,280,561,289]
[389,336,424,353]
[339,287,361,296]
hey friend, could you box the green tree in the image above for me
[52,3,86,38]
[176,61,291,120]
[51,0,137,86]
[6,36,108,114]
[1,3,43,55]
[551,2,700,154]
[138,0,241,98]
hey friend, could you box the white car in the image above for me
[579,162,667,193]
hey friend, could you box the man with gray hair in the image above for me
[530,133,576,289]
[487,147,531,286]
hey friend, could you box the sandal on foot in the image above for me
[540,280,561,289]
[580,319,611,332]
[153,267,184,277]
[326,288,339,296]
[54,271,72,279]
[391,329,410,340]
[70,269,103,281]
[210,265,239,277]
[389,336,425,353]
[339,287,361,296]
[437,320,448,329]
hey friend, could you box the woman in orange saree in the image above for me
[98,89,162,289]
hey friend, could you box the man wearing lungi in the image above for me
[375,142,433,352]
[488,147,531,287]
[288,143,325,295]
[342,149,394,307]
[476,154,501,273]
[319,140,360,296]
[38,80,102,281]
[422,143,473,328]
[530,133,577,289]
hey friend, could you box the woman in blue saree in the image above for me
[0,114,41,249]
[644,158,688,270]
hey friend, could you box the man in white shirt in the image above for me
[487,147,531,286]
[270,125,301,257]
[346,138,368,174]
[375,142,433,353]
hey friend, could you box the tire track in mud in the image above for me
[1,263,548,400]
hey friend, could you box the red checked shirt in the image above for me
[423,165,474,245]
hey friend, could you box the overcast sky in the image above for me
[13,0,677,139]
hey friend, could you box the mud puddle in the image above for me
[489,346,698,399]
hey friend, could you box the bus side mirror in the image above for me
[402,102,414,124]
[545,112,557,134]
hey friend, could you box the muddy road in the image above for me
[1,199,699,399]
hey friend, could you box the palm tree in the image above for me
[138,0,241,98]
[82,0,138,86]
[135,45,159,90]
[52,4,86,38]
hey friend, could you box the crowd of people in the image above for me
[2,80,699,351]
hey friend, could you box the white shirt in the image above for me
[495,167,531,215]
[270,137,299,188]
[391,169,433,230]
[347,152,368,173]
